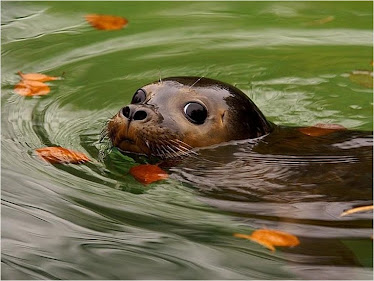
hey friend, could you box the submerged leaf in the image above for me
[307,15,335,25]
[18,71,59,82]
[349,70,373,88]
[234,229,300,252]
[85,14,128,30]
[341,205,373,217]
[14,80,50,96]
[36,147,90,164]
[298,123,346,137]
[130,164,168,184]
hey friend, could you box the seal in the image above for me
[105,77,373,267]
[107,77,273,158]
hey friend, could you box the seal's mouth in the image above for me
[120,137,135,145]
[116,134,147,155]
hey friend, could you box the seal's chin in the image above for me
[118,138,146,155]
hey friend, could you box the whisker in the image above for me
[154,143,168,158]
[169,139,187,147]
[159,142,174,158]
[164,142,186,158]
[189,76,204,88]
[147,141,159,156]
[169,144,189,155]
[98,145,112,162]
[169,139,198,155]
[144,140,150,149]
[164,145,177,158]
[168,141,197,158]
[99,127,109,143]
[155,139,188,158]
[159,68,162,84]
[155,146,163,157]
[97,124,113,162]
[171,138,193,148]
[167,139,222,164]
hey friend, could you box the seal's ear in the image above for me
[224,94,272,139]
[246,103,273,138]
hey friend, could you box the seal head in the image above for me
[107,77,272,158]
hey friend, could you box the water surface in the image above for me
[2,1,373,279]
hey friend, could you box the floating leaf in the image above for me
[234,229,300,252]
[14,80,50,96]
[250,229,300,247]
[349,70,373,88]
[341,205,373,217]
[17,71,59,82]
[36,147,90,164]
[85,14,128,30]
[298,123,346,137]
[14,71,60,96]
[129,164,168,184]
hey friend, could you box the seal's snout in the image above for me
[121,104,149,122]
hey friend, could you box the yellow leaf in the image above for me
[340,205,373,217]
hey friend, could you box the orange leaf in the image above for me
[14,80,50,96]
[129,164,168,184]
[85,14,128,30]
[251,229,300,247]
[234,229,300,252]
[36,147,90,164]
[18,71,59,82]
[340,205,373,217]
[298,123,346,137]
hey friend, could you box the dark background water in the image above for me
[1,1,373,279]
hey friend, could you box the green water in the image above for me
[1,1,373,280]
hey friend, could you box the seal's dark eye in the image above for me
[131,89,146,104]
[183,102,207,125]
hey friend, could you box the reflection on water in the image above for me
[2,1,373,280]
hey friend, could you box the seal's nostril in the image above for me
[133,110,147,121]
[122,106,131,118]
[121,106,148,121]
